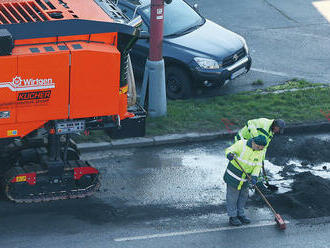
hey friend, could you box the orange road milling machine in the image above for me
[0,0,145,202]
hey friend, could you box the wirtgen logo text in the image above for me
[0,76,55,91]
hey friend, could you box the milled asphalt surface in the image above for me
[78,121,330,152]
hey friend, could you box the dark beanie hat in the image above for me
[274,119,286,134]
[253,135,267,146]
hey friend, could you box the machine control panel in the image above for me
[55,120,85,134]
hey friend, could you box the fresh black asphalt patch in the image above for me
[268,172,330,219]
[253,136,330,219]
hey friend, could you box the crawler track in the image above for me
[3,161,99,203]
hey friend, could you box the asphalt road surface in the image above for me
[1,134,330,248]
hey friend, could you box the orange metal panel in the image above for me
[58,34,90,43]
[14,44,70,122]
[16,33,117,46]
[0,55,17,124]
[15,37,57,46]
[90,33,117,45]
[68,42,121,119]
[0,120,46,138]
[16,35,100,46]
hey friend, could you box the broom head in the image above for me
[275,214,286,230]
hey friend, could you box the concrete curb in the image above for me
[77,121,330,152]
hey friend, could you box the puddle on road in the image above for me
[86,135,330,220]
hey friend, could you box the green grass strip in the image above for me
[146,84,330,136]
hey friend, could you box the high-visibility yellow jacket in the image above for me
[235,118,274,158]
[224,139,266,190]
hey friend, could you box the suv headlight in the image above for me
[194,57,220,69]
[238,35,249,54]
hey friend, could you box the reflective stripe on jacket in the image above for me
[224,140,265,190]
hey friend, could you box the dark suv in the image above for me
[117,0,252,99]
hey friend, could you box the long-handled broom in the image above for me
[233,157,286,230]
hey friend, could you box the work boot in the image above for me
[238,215,251,224]
[229,217,242,226]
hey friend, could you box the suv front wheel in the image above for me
[165,66,192,100]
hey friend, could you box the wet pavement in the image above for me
[81,132,330,218]
[0,133,330,247]
[85,140,230,208]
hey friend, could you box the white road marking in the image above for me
[251,68,290,77]
[114,220,288,242]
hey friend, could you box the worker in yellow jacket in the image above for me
[224,135,267,226]
[235,118,285,147]
[235,118,285,189]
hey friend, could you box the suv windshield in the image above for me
[141,0,204,36]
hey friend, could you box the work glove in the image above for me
[226,153,235,161]
[250,176,258,186]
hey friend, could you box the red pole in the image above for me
[149,0,164,61]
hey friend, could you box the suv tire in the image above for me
[165,66,192,100]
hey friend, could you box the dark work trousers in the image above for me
[226,184,249,217]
